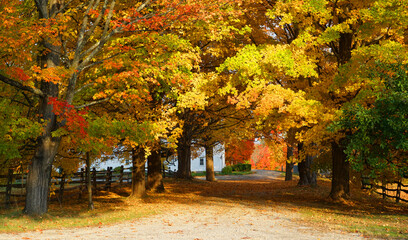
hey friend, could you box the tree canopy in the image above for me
[1,0,408,215]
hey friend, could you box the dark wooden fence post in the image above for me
[59,173,65,204]
[396,181,402,203]
[106,167,112,191]
[119,165,124,185]
[92,167,97,194]
[5,169,13,207]
[109,167,112,189]
[162,164,165,178]
[79,168,84,199]
[382,181,386,199]
[85,166,89,190]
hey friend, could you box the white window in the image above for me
[200,158,204,166]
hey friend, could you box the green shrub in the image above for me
[232,163,251,172]
[221,166,233,175]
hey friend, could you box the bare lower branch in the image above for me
[50,0,76,18]
[74,83,94,95]
[137,0,152,12]
[74,98,110,109]
[0,74,45,97]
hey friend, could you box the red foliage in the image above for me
[6,67,30,81]
[251,142,286,171]
[226,139,255,165]
[48,97,88,139]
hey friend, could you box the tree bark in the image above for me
[285,146,293,181]
[205,145,216,182]
[147,148,164,192]
[24,146,55,215]
[297,143,309,186]
[176,122,193,179]
[298,160,309,186]
[298,158,317,186]
[86,152,94,210]
[328,23,353,199]
[24,67,61,216]
[297,143,317,186]
[131,148,146,198]
[177,144,192,179]
[329,140,350,200]
[305,155,317,186]
[24,0,63,216]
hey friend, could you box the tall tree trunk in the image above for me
[297,143,309,186]
[131,148,146,198]
[24,0,62,216]
[297,143,317,186]
[147,148,164,192]
[86,152,94,210]
[329,26,353,199]
[24,144,56,215]
[24,63,61,216]
[285,146,294,181]
[305,155,317,186]
[330,141,350,200]
[298,160,310,186]
[205,145,216,182]
[177,144,192,179]
[176,122,193,179]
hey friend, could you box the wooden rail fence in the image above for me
[0,166,136,207]
[362,177,408,203]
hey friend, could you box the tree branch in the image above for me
[0,74,45,97]
[74,97,110,109]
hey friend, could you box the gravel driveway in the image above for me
[0,170,367,240]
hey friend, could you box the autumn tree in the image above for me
[219,0,408,200]
[0,0,227,215]
[171,0,256,179]
[226,139,255,165]
[334,63,408,181]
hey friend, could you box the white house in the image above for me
[166,143,226,172]
[94,143,226,172]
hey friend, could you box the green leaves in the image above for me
[335,63,408,178]
[0,99,42,161]
[219,43,317,83]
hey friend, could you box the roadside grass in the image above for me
[191,171,253,177]
[0,173,407,239]
[298,201,408,239]
[274,177,408,239]
[0,188,157,233]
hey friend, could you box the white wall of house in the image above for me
[92,143,225,172]
[92,158,132,171]
[167,143,225,172]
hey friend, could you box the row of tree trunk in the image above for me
[129,140,217,199]
[81,147,161,210]
[285,141,350,200]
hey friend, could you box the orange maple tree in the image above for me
[226,139,255,165]
[0,0,243,215]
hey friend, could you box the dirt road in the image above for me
[0,171,367,240]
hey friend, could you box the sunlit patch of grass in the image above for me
[0,189,157,233]
[289,182,408,240]
[298,206,408,239]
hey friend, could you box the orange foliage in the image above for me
[251,141,286,171]
[225,139,255,165]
